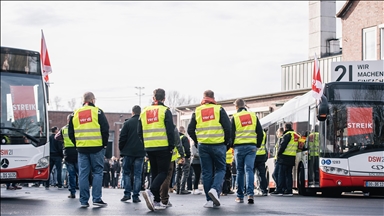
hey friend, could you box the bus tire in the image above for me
[298,165,309,196]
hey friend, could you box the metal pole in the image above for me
[135,86,145,107]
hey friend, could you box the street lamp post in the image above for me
[135,86,145,107]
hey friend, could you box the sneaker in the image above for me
[93,200,107,207]
[154,201,167,210]
[192,189,202,195]
[142,189,155,211]
[248,196,254,204]
[181,190,191,194]
[271,191,283,196]
[283,191,293,197]
[163,200,172,207]
[58,185,63,189]
[228,190,235,194]
[80,203,89,208]
[235,197,244,203]
[203,200,214,208]
[132,197,141,203]
[120,196,131,201]
[208,188,220,207]
[262,192,268,196]
[68,194,76,198]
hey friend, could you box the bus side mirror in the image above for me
[317,96,328,121]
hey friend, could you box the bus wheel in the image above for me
[298,165,309,196]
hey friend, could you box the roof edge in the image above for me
[336,0,354,18]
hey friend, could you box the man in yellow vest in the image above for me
[308,126,320,184]
[230,99,263,204]
[55,114,78,199]
[271,122,299,197]
[272,127,285,192]
[222,147,234,195]
[187,90,231,208]
[254,128,268,196]
[68,92,110,208]
[138,88,175,211]
[175,126,192,195]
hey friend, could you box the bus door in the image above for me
[308,105,320,186]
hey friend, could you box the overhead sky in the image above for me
[1,1,345,113]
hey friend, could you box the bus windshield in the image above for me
[322,103,384,157]
[0,72,48,145]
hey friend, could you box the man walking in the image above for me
[68,92,109,208]
[45,126,64,190]
[138,88,174,211]
[119,105,146,203]
[230,99,263,204]
[188,90,231,208]
[254,128,268,196]
[55,114,79,198]
[175,126,191,195]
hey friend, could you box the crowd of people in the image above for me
[4,89,301,212]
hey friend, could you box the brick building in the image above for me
[336,0,384,61]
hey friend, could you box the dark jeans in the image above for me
[191,164,201,190]
[254,161,267,193]
[103,172,110,188]
[46,156,63,188]
[147,150,172,202]
[222,163,232,194]
[187,166,193,191]
[277,163,293,193]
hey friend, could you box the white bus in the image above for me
[1,47,50,184]
[261,81,384,196]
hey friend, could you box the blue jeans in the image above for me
[78,148,105,205]
[46,156,63,187]
[66,162,78,195]
[234,145,256,198]
[122,156,144,199]
[277,163,293,193]
[198,144,226,201]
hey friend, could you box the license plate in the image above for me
[365,181,384,187]
[0,172,17,179]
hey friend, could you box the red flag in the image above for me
[41,30,52,85]
[311,53,323,101]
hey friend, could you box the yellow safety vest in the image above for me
[256,131,267,155]
[226,148,233,164]
[282,131,299,156]
[308,132,319,156]
[147,161,151,173]
[195,104,224,144]
[72,105,102,147]
[233,110,257,145]
[274,138,280,160]
[62,125,75,148]
[140,105,168,149]
[177,135,186,158]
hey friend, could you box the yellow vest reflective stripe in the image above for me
[282,131,299,156]
[274,138,280,160]
[226,148,233,164]
[62,125,75,148]
[72,105,102,147]
[256,131,267,155]
[147,161,151,173]
[195,104,224,144]
[140,105,168,148]
[171,147,178,161]
[308,132,319,156]
[233,110,257,144]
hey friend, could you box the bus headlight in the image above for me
[35,156,49,169]
[320,166,349,176]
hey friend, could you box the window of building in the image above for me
[362,26,377,60]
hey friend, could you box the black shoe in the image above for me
[93,200,107,206]
[80,203,89,208]
[121,196,131,201]
[248,198,254,204]
[176,190,180,194]
[180,190,191,194]
[133,197,141,203]
[228,190,235,194]
[271,191,283,196]
[283,191,293,197]
[68,194,76,198]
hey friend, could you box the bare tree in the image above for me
[67,98,77,111]
[53,96,63,111]
[166,90,197,113]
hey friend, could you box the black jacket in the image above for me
[277,129,296,166]
[230,107,263,149]
[119,115,145,157]
[137,102,175,152]
[180,132,191,158]
[187,103,231,148]
[68,103,110,154]
[49,133,63,158]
